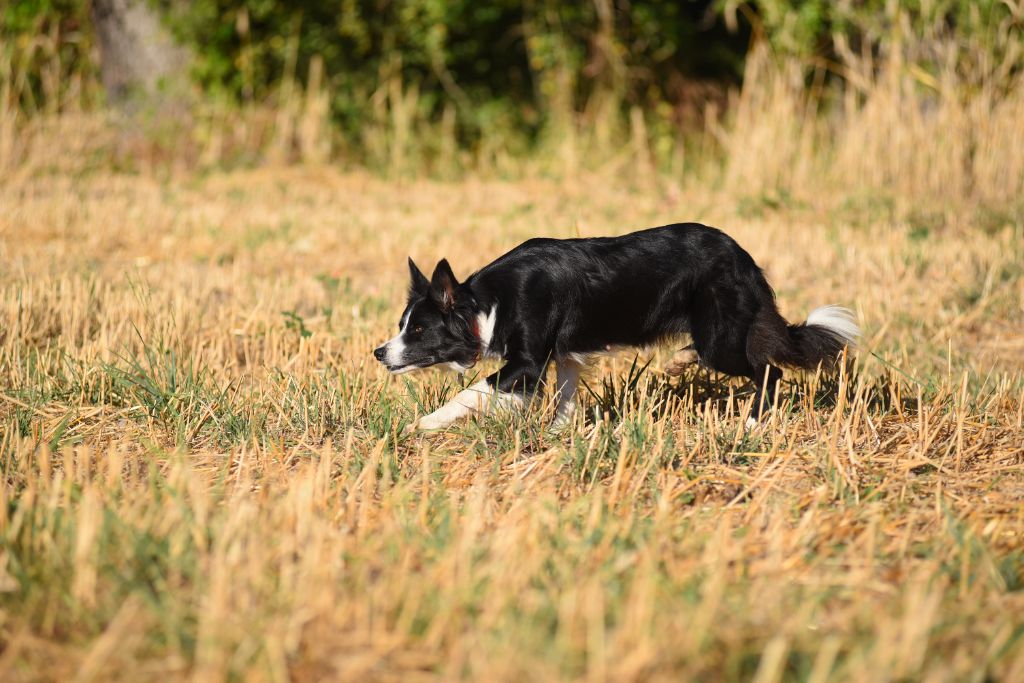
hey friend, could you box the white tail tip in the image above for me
[806,305,860,347]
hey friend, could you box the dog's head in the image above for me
[373,258,480,374]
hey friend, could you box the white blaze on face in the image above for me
[383,304,415,370]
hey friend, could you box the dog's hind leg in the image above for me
[748,364,783,425]
[745,308,789,424]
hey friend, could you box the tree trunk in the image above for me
[90,0,189,105]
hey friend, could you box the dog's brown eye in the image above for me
[412,325,423,334]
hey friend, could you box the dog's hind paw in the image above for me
[546,415,575,436]
[665,346,699,376]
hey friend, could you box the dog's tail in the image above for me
[756,305,860,370]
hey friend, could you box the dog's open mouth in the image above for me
[385,358,474,374]
[383,357,438,374]
[386,363,420,374]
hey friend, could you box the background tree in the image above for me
[91,0,190,107]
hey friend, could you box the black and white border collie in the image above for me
[373,223,859,432]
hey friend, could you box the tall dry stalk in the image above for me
[0,51,20,173]
[719,24,1024,206]
[722,43,819,193]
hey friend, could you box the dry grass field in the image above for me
[2,46,1024,680]
[2,156,1022,681]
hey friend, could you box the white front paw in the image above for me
[416,412,451,432]
[400,416,446,435]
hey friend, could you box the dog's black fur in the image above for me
[374,223,857,418]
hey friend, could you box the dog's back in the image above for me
[468,223,768,358]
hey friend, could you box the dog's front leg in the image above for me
[552,356,585,428]
[414,380,499,431]
[410,361,541,433]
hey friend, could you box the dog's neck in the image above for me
[467,301,498,360]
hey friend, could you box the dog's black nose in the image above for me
[373,346,386,362]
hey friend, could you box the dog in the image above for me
[373,223,859,432]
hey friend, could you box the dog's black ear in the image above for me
[430,259,458,310]
[408,257,430,294]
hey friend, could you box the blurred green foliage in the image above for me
[157,0,749,144]
[2,0,1021,147]
[1,0,97,113]
[732,0,1023,71]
